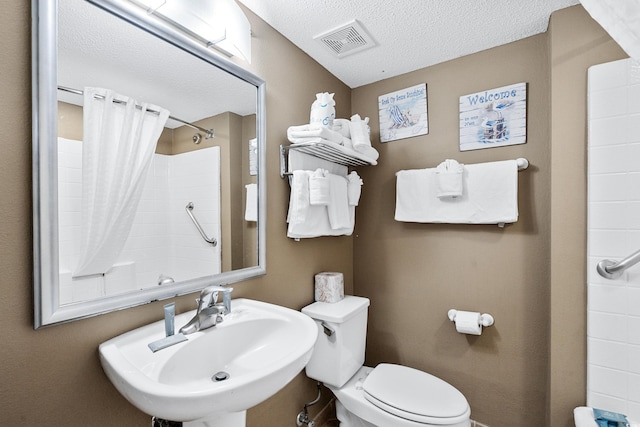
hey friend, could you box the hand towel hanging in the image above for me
[395,159,519,225]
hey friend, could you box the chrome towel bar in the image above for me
[185,202,217,246]
[596,249,640,279]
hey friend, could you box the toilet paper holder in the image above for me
[447,309,494,327]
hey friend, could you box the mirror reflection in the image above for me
[33,0,265,327]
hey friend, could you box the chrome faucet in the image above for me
[179,285,233,335]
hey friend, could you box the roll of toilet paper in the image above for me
[454,310,482,335]
[314,272,344,303]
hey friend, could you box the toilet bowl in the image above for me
[302,296,471,427]
[329,365,470,427]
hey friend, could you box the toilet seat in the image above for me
[363,364,470,425]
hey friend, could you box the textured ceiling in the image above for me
[239,0,581,88]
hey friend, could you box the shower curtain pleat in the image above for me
[72,87,169,278]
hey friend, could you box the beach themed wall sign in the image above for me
[378,83,428,143]
[459,82,527,151]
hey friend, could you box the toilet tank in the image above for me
[301,296,370,388]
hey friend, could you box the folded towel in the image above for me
[347,171,363,206]
[593,408,629,427]
[354,144,380,161]
[287,123,344,145]
[343,136,355,150]
[350,114,372,151]
[309,168,330,205]
[287,170,311,225]
[327,174,351,230]
[436,159,464,198]
[395,159,519,224]
[287,170,354,239]
[244,183,258,221]
[333,119,351,138]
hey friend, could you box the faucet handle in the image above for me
[198,285,233,311]
[221,287,233,313]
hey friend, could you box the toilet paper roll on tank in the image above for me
[447,309,494,335]
[314,272,344,303]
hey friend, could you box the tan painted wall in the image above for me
[0,2,351,425]
[352,33,551,427]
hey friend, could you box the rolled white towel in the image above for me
[355,144,379,161]
[309,168,330,206]
[349,114,372,151]
[435,159,464,198]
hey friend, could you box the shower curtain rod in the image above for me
[57,85,214,139]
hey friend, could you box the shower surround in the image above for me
[58,141,221,304]
[587,58,640,421]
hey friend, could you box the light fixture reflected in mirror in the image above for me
[134,0,252,62]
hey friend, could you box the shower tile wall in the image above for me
[58,142,221,304]
[588,58,640,421]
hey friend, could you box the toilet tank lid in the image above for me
[301,296,370,323]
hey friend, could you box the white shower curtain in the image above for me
[72,87,170,278]
[580,0,640,59]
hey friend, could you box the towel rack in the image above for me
[515,158,529,171]
[597,249,640,279]
[280,142,373,178]
[185,202,217,246]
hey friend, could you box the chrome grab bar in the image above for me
[185,202,217,246]
[596,249,640,279]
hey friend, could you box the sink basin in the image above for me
[99,298,318,424]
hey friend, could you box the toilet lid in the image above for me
[363,364,470,424]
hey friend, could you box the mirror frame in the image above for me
[32,0,266,328]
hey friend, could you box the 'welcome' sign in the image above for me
[459,82,527,151]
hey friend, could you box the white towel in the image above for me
[287,170,354,239]
[327,174,351,230]
[435,159,464,198]
[349,114,370,149]
[244,183,257,222]
[349,114,379,161]
[333,119,351,138]
[395,160,519,224]
[287,123,344,145]
[309,169,330,205]
[287,170,311,226]
[347,171,363,206]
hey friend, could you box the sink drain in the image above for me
[212,371,230,382]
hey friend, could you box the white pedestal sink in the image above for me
[99,298,318,426]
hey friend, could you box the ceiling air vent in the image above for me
[314,20,375,58]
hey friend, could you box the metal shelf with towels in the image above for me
[279,142,376,178]
[282,141,372,240]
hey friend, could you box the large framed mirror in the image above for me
[32,0,266,328]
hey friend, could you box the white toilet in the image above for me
[302,296,471,427]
